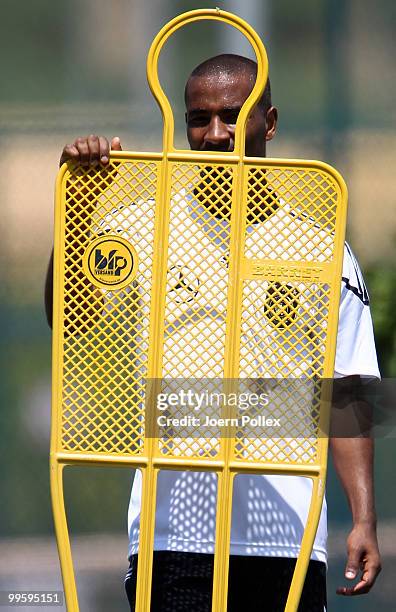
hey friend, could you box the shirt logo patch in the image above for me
[264,283,300,328]
[168,265,200,304]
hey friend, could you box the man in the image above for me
[46,55,381,611]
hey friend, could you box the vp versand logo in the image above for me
[83,235,138,289]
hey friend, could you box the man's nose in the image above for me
[203,116,230,150]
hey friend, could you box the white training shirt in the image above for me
[100,192,380,564]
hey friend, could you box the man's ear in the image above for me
[265,106,278,142]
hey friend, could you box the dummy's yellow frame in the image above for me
[51,8,347,612]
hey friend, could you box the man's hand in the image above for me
[59,135,123,202]
[59,135,122,168]
[337,521,382,596]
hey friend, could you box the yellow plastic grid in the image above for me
[50,8,348,612]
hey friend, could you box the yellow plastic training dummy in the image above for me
[50,9,350,612]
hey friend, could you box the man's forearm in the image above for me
[330,435,376,525]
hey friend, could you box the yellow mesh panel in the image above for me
[162,163,233,378]
[55,159,343,465]
[245,167,337,261]
[60,161,159,456]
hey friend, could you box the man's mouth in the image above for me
[201,144,234,153]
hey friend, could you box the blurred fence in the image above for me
[0,0,395,609]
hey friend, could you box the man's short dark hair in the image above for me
[185,53,272,114]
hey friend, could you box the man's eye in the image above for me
[222,110,240,125]
[188,115,209,127]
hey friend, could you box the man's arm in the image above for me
[44,135,122,329]
[45,249,54,327]
[329,242,382,596]
[330,433,382,596]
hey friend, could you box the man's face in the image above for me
[185,71,273,157]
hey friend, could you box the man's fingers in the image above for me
[60,144,79,167]
[87,134,100,165]
[75,137,90,166]
[344,543,361,580]
[337,557,381,596]
[336,544,361,596]
[353,560,382,594]
[60,135,118,168]
[336,578,370,596]
[60,144,79,166]
[98,136,110,165]
[352,576,372,595]
[111,136,122,151]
